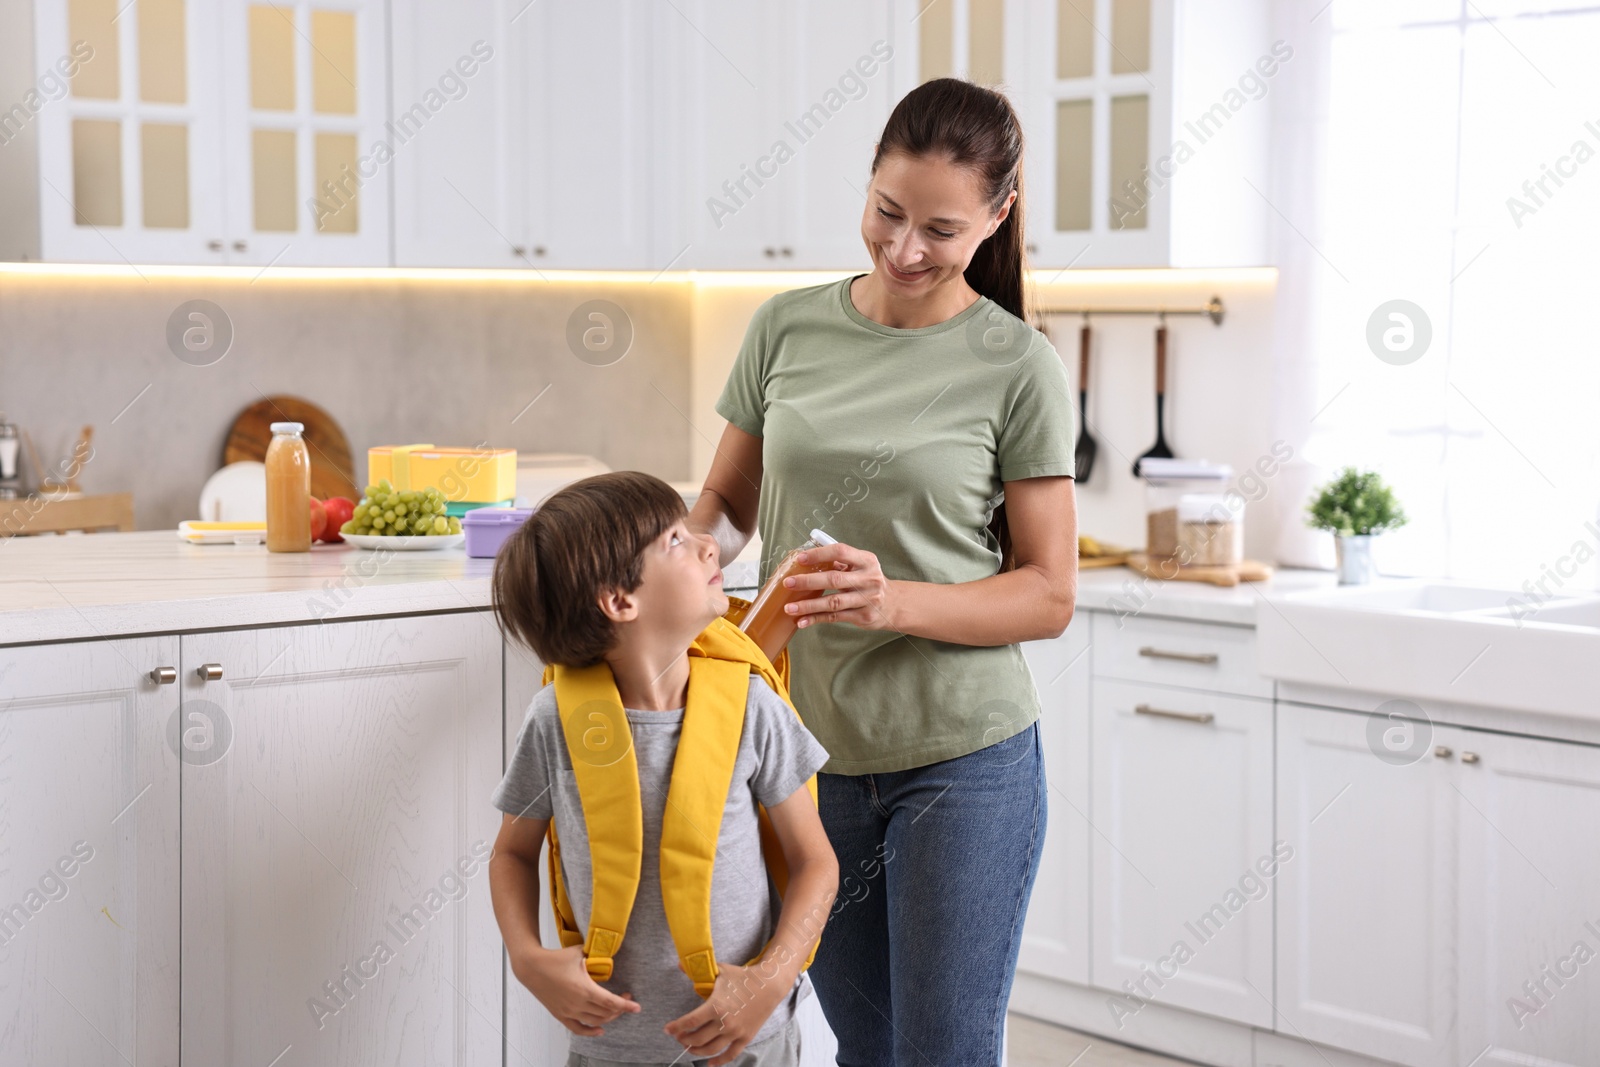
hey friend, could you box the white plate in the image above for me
[198,461,267,523]
[342,533,464,551]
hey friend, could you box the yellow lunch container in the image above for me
[367,444,518,503]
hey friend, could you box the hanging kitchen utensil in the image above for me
[1073,321,1098,483]
[1133,319,1174,477]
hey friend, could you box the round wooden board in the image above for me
[222,396,358,502]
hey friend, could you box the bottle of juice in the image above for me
[265,421,311,553]
[739,529,838,663]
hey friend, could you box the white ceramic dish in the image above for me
[342,533,464,551]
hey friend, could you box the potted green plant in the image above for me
[1305,467,1408,584]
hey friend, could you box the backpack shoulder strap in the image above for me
[549,661,642,983]
[659,654,750,997]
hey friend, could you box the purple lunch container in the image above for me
[461,506,535,559]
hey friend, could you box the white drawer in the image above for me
[1092,612,1270,699]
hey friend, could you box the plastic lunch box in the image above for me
[461,506,534,558]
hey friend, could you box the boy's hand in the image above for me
[511,942,641,1037]
[662,959,790,1065]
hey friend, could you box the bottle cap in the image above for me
[809,528,837,545]
[270,422,305,434]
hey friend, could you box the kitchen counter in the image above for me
[0,530,1337,645]
[1072,564,1336,626]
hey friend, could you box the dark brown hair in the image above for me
[490,471,687,668]
[873,77,1030,571]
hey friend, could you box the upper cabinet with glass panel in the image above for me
[226,1,389,264]
[0,0,388,265]
[906,0,1277,268]
[0,0,226,263]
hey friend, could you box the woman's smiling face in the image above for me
[860,150,1015,294]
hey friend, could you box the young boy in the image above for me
[487,471,838,1067]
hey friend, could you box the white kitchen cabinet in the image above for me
[0,636,180,1067]
[1017,616,1091,985]
[1090,677,1274,1029]
[1456,729,1600,1067]
[392,0,664,270]
[1276,703,1459,1067]
[1093,612,1270,700]
[7,0,391,265]
[520,0,663,270]
[900,0,1274,268]
[663,0,897,270]
[390,0,521,268]
[180,612,503,1067]
[11,0,228,264]
[502,637,581,1067]
[219,0,392,265]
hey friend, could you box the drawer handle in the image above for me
[1138,646,1219,665]
[197,663,223,681]
[1135,703,1214,725]
[148,666,176,685]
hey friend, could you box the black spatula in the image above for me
[1073,323,1098,483]
[1133,322,1173,477]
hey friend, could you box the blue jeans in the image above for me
[808,721,1047,1067]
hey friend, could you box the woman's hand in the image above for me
[782,542,898,632]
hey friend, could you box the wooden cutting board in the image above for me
[1080,554,1132,569]
[222,396,358,502]
[1126,552,1274,587]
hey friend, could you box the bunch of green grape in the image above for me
[342,480,462,537]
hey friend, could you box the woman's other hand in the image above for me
[781,542,897,632]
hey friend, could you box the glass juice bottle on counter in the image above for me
[265,421,311,553]
[739,529,838,663]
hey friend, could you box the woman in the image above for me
[688,77,1078,1066]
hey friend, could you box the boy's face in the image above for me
[604,518,727,642]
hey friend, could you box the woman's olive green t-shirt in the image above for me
[715,274,1077,774]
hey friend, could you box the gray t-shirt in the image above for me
[492,673,830,1063]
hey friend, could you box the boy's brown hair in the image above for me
[491,471,688,668]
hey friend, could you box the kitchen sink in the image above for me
[1486,597,1600,630]
[1308,581,1519,614]
[1256,580,1600,721]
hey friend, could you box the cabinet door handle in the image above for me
[232,240,247,253]
[197,663,223,681]
[511,245,526,257]
[533,246,546,256]
[1135,703,1214,725]
[1460,751,1480,764]
[1434,745,1452,759]
[149,666,177,685]
[780,246,793,257]
[1138,646,1219,665]
[207,239,224,252]
[763,247,776,257]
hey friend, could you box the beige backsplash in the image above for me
[3,266,1284,563]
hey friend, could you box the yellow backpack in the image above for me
[538,596,820,998]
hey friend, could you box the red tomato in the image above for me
[309,497,327,541]
[321,497,355,543]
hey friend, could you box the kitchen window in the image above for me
[1288,0,1600,590]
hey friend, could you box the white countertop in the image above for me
[1072,564,1336,626]
[0,530,1335,645]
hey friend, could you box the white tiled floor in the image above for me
[1008,1013,1200,1067]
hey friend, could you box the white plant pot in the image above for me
[1335,534,1376,585]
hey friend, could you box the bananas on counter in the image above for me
[1078,534,1130,560]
